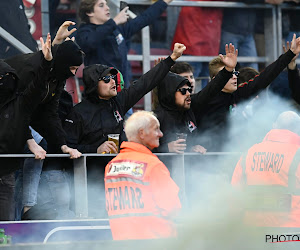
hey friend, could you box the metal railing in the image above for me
[1,152,241,219]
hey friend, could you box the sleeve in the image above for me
[121,0,168,39]
[63,109,100,153]
[75,19,118,53]
[288,66,300,104]
[118,56,175,113]
[236,49,296,102]
[231,156,245,187]
[191,67,233,109]
[150,163,181,218]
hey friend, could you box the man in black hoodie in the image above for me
[0,34,52,220]
[154,44,238,153]
[4,40,84,158]
[63,43,186,217]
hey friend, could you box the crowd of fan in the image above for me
[0,0,300,232]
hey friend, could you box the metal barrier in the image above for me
[1,152,241,219]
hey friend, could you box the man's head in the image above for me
[171,62,195,93]
[209,56,238,93]
[53,40,84,81]
[79,0,110,25]
[83,64,118,100]
[238,67,259,86]
[125,111,163,150]
[158,72,192,111]
[273,111,300,135]
[0,60,18,102]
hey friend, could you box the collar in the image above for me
[263,129,300,145]
[120,141,155,155]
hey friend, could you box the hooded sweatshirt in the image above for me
[154,67,234,152]
[4,40,83,150]
[63,57,175,153]
[0,58,51,176]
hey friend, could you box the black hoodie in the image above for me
[154,68,234,153]
[0,58,51,176]
[4,40,83,151]
[63,57,175,153]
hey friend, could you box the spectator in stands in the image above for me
[195,34,300,152]
[105,111,181,240]
[154,44,238,154]
[219,0,265,70]
[172,0,224,88]
[152,61,196,111]
[76,0,174,88]
[4,38,84,159]
[0,34,51,221]
[0,0,38,59]
[63,43,185,218]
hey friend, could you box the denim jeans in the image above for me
[22,170,75,220]
[15,139,47,220]
[0,172,15,221]
[220,30,258,70]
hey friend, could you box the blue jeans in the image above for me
[22,170,75,220]
[15,139,47,220]
[220,30,258,70]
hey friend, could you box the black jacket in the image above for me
[0,59,50,176]
[63,56,175,153]
[195,49,296,152]
[154,68,233,152]
[288,66,300,105]
[4,41,83,151]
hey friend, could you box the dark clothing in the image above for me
[154,68,233,152]
[288,66,300,105]
[4,41,83,150]
[0,0,38,59]
[64,56,175,153]
[0,59,51,177]
[195,49,296,152]
[0,173,15,221]
[75,0,167,85]
[221,0,264,36]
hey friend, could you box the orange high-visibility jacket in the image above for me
[232,129,300,227]
[104,141,181,240]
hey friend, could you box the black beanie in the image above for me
[53,40,84,81]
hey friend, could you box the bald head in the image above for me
[124,111,163,150]
[273,111,300,134]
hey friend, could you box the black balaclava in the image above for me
[0,60,18,105]
[52,40,84,81]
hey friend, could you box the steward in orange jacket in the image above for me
[105,141,181,239]
[104,111,181,240]
[232,112,300,227]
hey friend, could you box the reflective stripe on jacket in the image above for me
[104,141,181,240]
[232,129,300,227]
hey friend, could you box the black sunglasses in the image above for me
[177,87,193,95]
[232,71,239,77]
[0,73,15,80]
[99,75,116,83]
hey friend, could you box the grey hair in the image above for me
[273,111,300,135]
[124,111,159,141]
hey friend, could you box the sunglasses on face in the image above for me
[99,75,116,83]
[0,73,15,80]
[177,87,193,95]
[232,71,240,77]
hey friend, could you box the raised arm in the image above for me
[119,43,186,112]
[236,34,300,101]
[191,43,238,108]
[52,21,77,45]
